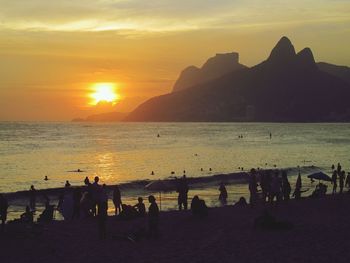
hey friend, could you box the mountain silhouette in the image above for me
[317,62,350,84]
[125,36,350,122]
[172,52,246,92]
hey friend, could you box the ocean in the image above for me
[1,122,349,218]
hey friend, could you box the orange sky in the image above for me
[0,0,349,121]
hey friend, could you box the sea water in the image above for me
[1,122,349,218]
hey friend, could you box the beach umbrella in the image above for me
[145,180,172,211]
[307,171,332,182]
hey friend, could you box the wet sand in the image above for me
[1,194,350,263]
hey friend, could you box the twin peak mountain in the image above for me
[126,36,350,122]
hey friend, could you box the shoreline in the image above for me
[1,193,350,262]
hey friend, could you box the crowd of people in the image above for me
[1,165,350,238]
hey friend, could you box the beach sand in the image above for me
[1,194,350,263]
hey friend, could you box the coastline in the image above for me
[1,193,350,263]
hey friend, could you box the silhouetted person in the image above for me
[293,173,302,200]
[29,185,36,210]
[249,170,258,206]
[269,132,272,139]
[134,197,146,217]
[72,188,82,219]
[65,180,71,187]
[346,173,350,188]
[0,194,8,232]
[97,184,108,239]
[332,170,338,194]
[84,176,90,186]
[234,197,248,207]
[281,171,291,201]
[260,171,271,203]
[270,172,281,204]
[44,176,48,181]
[38,202,55,223]
[339,170,345,194]
[218,182,228,205]
[92,176,101,216]
[151,171,154,175]
[148,195,159,238]
[21,205,34,224]
[113,185,122,215]
[191,195,208,218]
[177,175,189,210]
[337,163,342,175]
[331,164,335,170]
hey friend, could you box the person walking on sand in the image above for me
[332,170,338,194]
[113,185,122,215]
[339,170,345,194]
[177,175,189,210]
[148,195,159,238]
[29,185,36,210]
[0,194,9,232]
[219,182,228,205]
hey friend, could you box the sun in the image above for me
[89,83,120,105]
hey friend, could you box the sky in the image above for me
[0,0,349,121]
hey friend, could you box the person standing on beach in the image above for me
[339,170,345,194]
[281,171,291,201]
[148,195,159,238]
[84,176,90,186]
[0,194,9,232]
[249,169,258,206]
[332,170,338,194]
[270,172,282,204]
[346,173,350,188]
[92,176,101,216]
[29,185,36,210]
[219,182,228,205]
[293,172,302,200]
[177,175,189,210]
[113,185,122,215]
[337,163,342,175]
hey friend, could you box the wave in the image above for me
[3,165,320,205]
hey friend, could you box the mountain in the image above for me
[125,36,350,122]
[317,62,350,84]
[172,52,247,92]
[72,112,128,122]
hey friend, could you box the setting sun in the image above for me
[89,83,120,105]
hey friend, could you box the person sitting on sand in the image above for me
[234,197,248,207]
[65,180,71,187]
[20,206,34,224]
[148,195,159,238]
[38,202,55,223]
[332,170,338,194]
[191,195,208,218]
[118,204,138,220]
[134,197,146,217]
[218,182,228,205]
[0,194,9,232]
[113,185,122,215]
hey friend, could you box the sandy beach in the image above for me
[1,193,350,263]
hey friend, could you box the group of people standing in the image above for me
[331,163,350,194]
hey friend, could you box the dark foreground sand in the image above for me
[1,194,350,263]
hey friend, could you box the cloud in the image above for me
[0,0,349,34]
